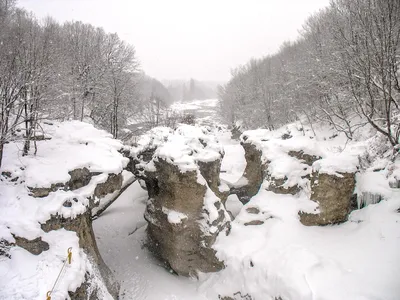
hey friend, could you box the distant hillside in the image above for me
[162,79,224,102]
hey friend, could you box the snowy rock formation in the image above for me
[0,121,129,299]
[128,124,231,276]
[299,171,356,225]
[231,141,266,204]
[238,126,359,225]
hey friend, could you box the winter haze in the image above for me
[18,0,329,82]
[1,0,400,300]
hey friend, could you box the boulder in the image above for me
[300,172,356,225]
[68,167,92,190]
[144,158,230,277]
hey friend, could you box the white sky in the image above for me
[18,0,330,82]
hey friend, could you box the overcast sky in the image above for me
[18,0,329,82]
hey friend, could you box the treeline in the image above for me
[0,0,173,167]
[166,79,218,102]
[219,0,400,145]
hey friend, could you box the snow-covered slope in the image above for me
[0,121,128,300]
[2,107,400,300]
[204,122,400,299]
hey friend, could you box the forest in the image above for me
[219,0,400,147]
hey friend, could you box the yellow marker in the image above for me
[46,291,51,300]
[67,247,72,264]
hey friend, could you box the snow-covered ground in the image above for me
[93,181,208,300]
[2,99,400,300]
[93,110,400,299]
[170,99,220,124]
[0,121,128,300]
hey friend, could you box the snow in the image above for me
[93,181,208,300]
[205,190,400,300]
[170,99,220,124]
[0,120,128,300]
[3,100,400,300]
[162,207,188,224]
[0,229,87,300]
[133,123,224,173]
[2,121,128,189]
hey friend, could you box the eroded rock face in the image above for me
[144,158,230,277]
[197,159,229,203]
[288,150,321,166]
[13,236,49,255]
[68,167,92,190]
[266,176,301,195]
[93,173,123,199]
[42,212,119,299]
[232,142,266,204]
[300,172,356,225]
[29,167,94,198]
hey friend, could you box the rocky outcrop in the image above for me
[29,183,65,198]
[93,173,123,199]
[266,176,301,195]
[144,158,230,277]
[288,150,321,166]
[13,236,49,255]
[231,124,243,140]
[197,159,229,203]
[42,212,119,299]
[219,292,253,300]
[300,172,356,225]
[29,167,97,198]
[68,168,92,190]
[37,171,123,298]
[231,142,266,204]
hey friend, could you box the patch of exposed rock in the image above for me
[144,158,230,277]
[288,150,321,166]
[93,173,123,199]
[300,172,356,225]
[266,176,301,195]
[68,167,92,190]
[197,159,229,203]
[29,167,98,198]
[231,142,266,204]
[13,236,49,255]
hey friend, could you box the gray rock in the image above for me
[231,142,266,204]
[300,172,356,225]
[288,150,321,166]
[244,220,264,226]
[13,236,49,255]
[68,167,92,190]
[94,173,123,199]
[245,207,260,214]
[144,158,230,277]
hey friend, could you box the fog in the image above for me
[18,0,329,82]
